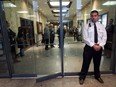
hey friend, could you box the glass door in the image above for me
[34,0,62,81]
[63,0,116,74]
[2,0,62,80]
[63,0,84,74]
[2,0,37,76]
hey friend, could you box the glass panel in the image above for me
[3,0,36,75]
[63,0,84,73]
[2,0,116,77]
[64,0,116,73]
[101,0,116,71]
[0,20,9,75]
[2,0,61,76]
[33,0,61,76]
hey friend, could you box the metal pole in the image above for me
[59,0,64,77]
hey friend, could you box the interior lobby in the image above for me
[0,0,116,86]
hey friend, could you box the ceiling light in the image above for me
[50,1,70,6]
[4,3,16,7]
[48,1,72,8]
[54,14,66,17]
[17,11,28,13]
[102,1,116,5]
[52,10,67,13]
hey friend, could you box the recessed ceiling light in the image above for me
[54,14,66,16]
[50,1,70,6]
[48,1,72,8]
[17,11,28,13]
[53,9,67,13]
[4,3,16,7]
[102,1,116,5]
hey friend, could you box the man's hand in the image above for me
[93,44,102,51]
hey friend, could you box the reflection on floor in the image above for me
[14,36,111,75]
[0,75,116,87]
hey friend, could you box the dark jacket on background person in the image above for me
[7,28,16,46]
[17,27,24,48]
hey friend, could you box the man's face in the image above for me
[91,12,99,22]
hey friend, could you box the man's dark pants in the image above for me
[79,45,102,79]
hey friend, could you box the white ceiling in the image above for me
[29,0,90,22]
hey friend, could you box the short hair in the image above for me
[90,10,99,16]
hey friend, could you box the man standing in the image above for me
[44,24,50,50]
[6,21,20,63]
[79,10,107,85]
[57,26,66,48]
[104,19,114,57]
[49,24,55,48]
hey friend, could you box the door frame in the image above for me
[0,0,37,78]
[0,0,13,77]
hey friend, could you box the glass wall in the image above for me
[2,0,36,75]
[64,0,116,73]
[2,0,61,77]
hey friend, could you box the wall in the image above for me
[3,0,47,53]
[3,0,34,33]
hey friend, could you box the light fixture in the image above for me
[17,11,28,14]
[52,9,68,13]
[48,1,72,8]
[4,3,16,7]
[50,1,70,6]
[54,14,66,17]
[102,1,116,5]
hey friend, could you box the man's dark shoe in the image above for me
[95,77,104,83]
[79,78,84,85]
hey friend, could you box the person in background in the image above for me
[49,24,55,48]
[73,26,78,41]
[57,26,66,48]
[6,21,20,63]
[44,24,50,50]
[104,19,114,58]
[79,10,107,85]
[106,19,114,34]
[17,27,24,57]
